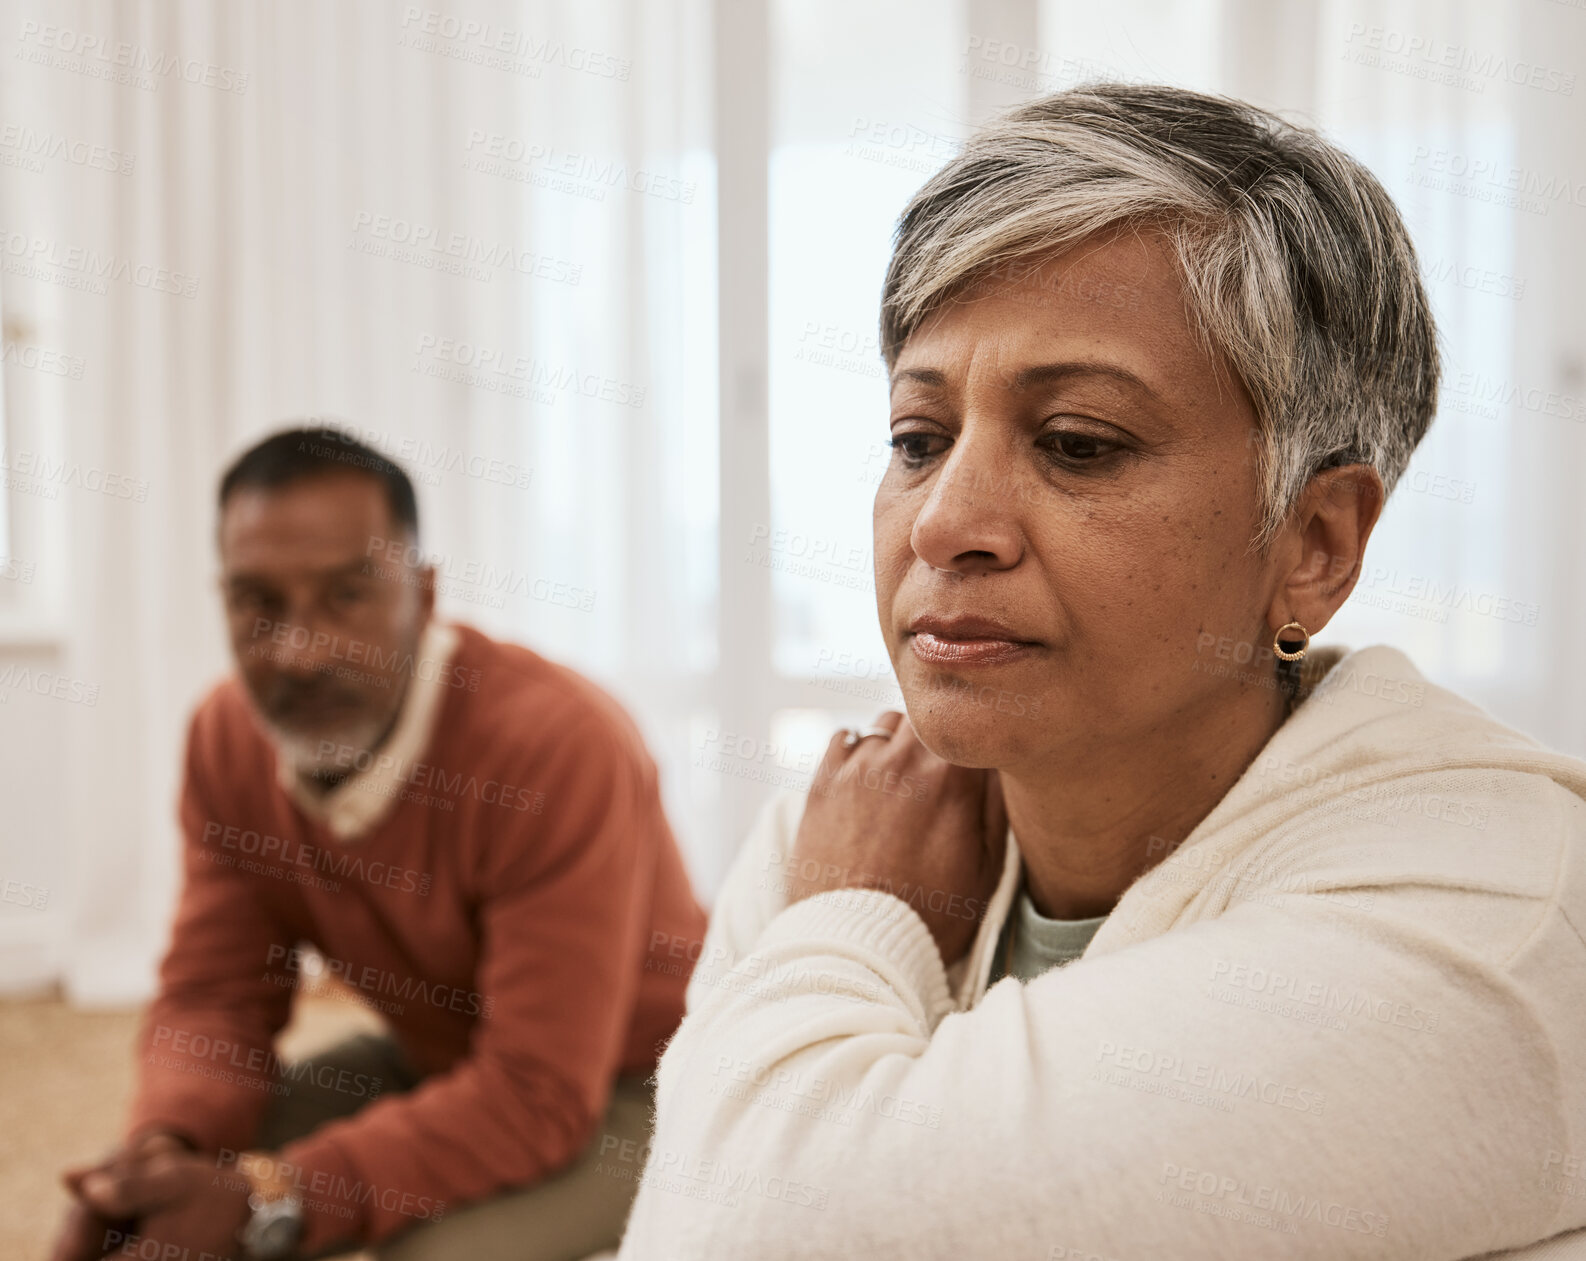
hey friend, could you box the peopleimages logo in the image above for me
[221,1149,447,1223]
[1095,1040,1327,1117]
[265,944,496,1019]
[1159,1161,1390,1237]
[0,225,198,297]
[14,19,250,93]
[0,124,134,175]
[1207,960,1440,1033]
[310,742,547,815]
[248,617,485,691]
[1343,23,1576,95]
[1405,147,1586,216]
[362,536,597,612]
[304,422,527,489]
[148,1024,382,1098]
[710,1055,944,1130]
[412,333,646,408]
[349,211,582,286]
[1355,566,1539,624]
[200,821,436,893]
[0,663,99,706]
[463,131,695,204]
[0,340,86,380]
[397,6,630,80]
[0,449,148,500]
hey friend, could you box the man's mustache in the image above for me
[260,672,368,720]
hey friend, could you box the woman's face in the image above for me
[875,228,1287,773]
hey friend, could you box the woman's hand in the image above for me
[788,711,1007,966]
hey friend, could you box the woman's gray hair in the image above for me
[880,82,1440,550]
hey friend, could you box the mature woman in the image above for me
[616,84,1586,1259]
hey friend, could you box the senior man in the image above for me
[51,427,706,1261]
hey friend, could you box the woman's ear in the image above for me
[1266,465,1384,640]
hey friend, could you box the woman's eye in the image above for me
[888,432,944,465]
[1045,431,1114,462]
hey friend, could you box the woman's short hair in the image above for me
[880,82,1440,549]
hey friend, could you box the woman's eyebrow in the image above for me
[1008,361,1163,402]
[890,361,1164,402]
[889,366,948,392]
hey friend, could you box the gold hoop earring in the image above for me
[1273,621,1310,662]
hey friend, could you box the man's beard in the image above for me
[251,673,404,780]
[262,709,397,780]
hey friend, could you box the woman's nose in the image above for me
[908,438,1025,575]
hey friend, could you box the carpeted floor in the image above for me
[0,987,382,1261]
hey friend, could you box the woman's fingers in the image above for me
[816,727,856,782]
[817,710,910,784]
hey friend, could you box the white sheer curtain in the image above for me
[0,0,716,1002]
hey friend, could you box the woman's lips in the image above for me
[909,631,1037,667]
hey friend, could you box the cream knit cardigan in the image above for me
[616,646,1586,1260]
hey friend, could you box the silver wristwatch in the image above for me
[239,1189,305,1260]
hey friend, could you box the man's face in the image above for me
[218,471,432,775]
[875,228,1282,775]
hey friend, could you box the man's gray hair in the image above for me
[880,82,1440,550]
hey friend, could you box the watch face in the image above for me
[260,1215,303,1248]
[243,1197,304,1259]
